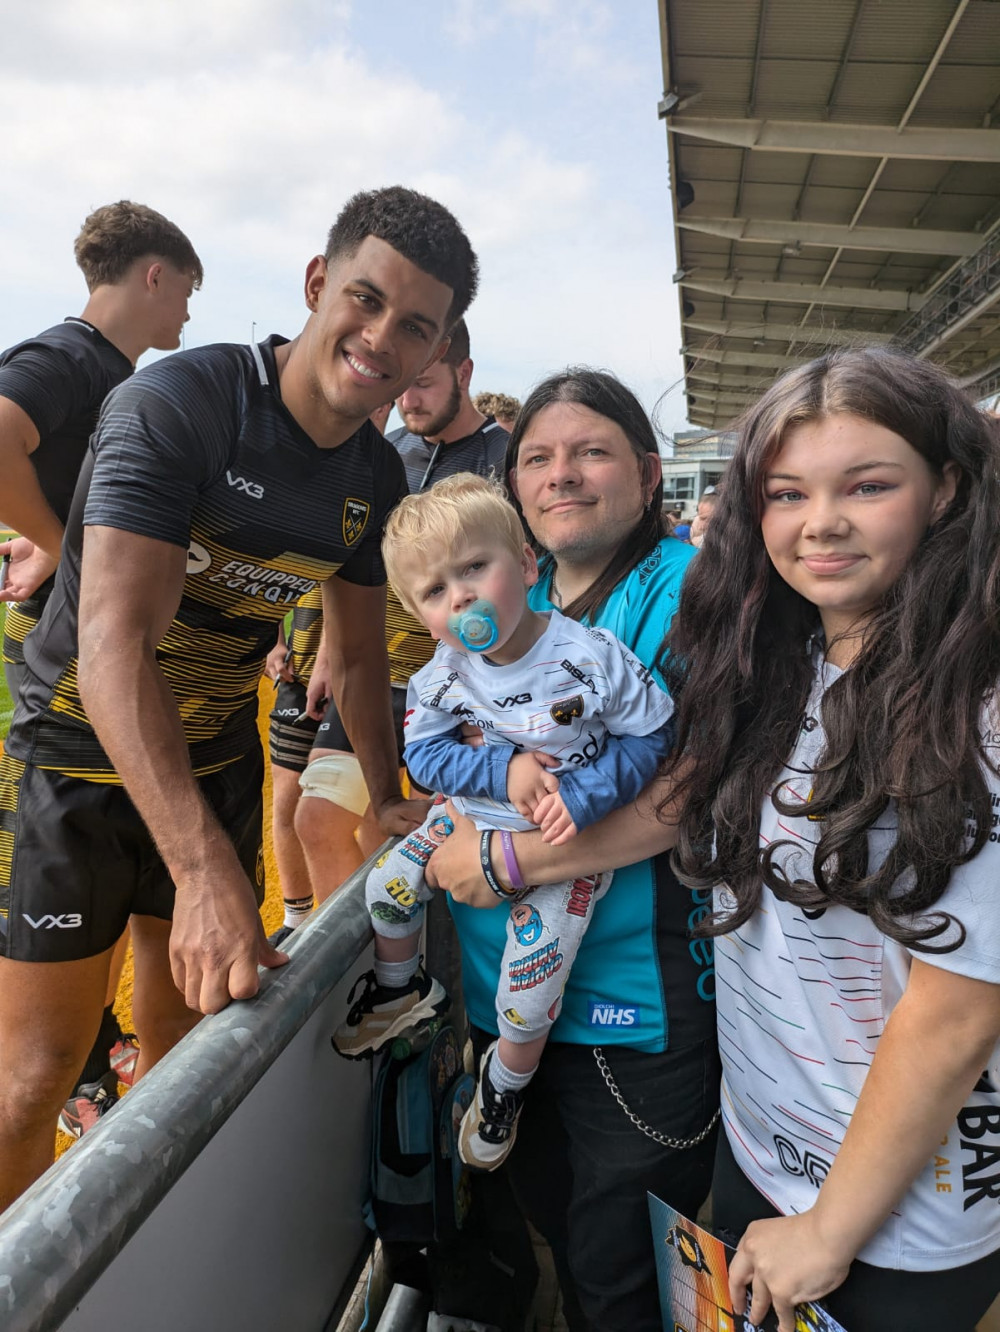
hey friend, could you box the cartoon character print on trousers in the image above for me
[510,902,546,948]
[372,902,413,927]
[396,803,454,872]
[383,875,420,918]
[503,1007,530,1028]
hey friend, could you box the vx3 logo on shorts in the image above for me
[23,912,83,929]
[226,470,265,500]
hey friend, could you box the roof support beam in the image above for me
[681,276,923,312]
[664,116,1000,163]
[689,392,759,410]
[684,346,809,370]
[686,369,775,390]
[684,318,891,345]
[678,216,980,257]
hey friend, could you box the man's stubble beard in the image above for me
[404,370,462,441]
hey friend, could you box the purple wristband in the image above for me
[499,829,527,892]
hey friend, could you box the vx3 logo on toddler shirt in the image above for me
[226,470,265,499]
[23,912,83,929]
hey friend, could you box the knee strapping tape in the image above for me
[298,753,370,816]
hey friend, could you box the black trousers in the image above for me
[713,1129,1000,1332]
[472,1029,720,1332]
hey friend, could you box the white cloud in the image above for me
[0,1,689,432]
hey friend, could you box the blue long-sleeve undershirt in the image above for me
[404,720,674,832]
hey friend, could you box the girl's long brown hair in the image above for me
[661,347,1000,950]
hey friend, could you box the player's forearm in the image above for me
[78,632,236,878]
[805,963,1000,1263]
[0,448,65,559]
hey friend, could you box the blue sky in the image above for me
[0,0,689,436]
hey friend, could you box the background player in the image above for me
[0,200,202,1134]
[292,321,509,906]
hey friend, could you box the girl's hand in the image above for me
[729,1212,852,1332]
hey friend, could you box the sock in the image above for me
[374,954,420,989]
[77,1004,118,1088]
[283,894,315,930]
[489,1047,536,1095]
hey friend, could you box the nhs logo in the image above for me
[589,1002,640,1028]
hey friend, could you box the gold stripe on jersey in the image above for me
[288,586,324,682]
[33,756,238,783]
[0,753,26,912]
[385,583,435,685]
[1,601,37,664]
[43,539,345,776]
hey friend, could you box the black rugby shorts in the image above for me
[0,747,264,963]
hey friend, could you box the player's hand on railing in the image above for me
[170,864,288,1013]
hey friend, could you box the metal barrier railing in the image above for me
[0,870,375,1332]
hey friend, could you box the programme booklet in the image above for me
[648,1193,848,1332]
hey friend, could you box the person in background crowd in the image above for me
[473,390,521,432]
[291,321,508,908]
[688,485,718,549]
[265,402,398,941]
[369,398,395,435]
[0,199,203,1136]
[0,185,478,1209]
[425,368,716,1332]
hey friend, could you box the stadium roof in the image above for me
[657,0,1000,429]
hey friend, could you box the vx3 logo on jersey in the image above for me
[23,912,83,929]
[493,692,532,709]
[226,470,265,499]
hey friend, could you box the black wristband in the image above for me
[480,830,521,900]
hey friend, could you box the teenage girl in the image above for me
[661,347,1000,1331]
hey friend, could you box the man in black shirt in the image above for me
[391,318,508,490]
[0,200,203,693]
[0,186,478,1209]
[0,201,202,1130]
[291,319,508,906]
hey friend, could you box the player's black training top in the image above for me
[7,336,407,780]
[389,416,508,493]
[0,319,133,666]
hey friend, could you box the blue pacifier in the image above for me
[448,599,499,652]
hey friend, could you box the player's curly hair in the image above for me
[326,186,478,329]
[74,201,203,291]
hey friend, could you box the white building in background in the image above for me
[662,429,736,518]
